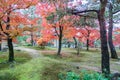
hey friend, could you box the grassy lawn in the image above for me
[0,57,76,80]
[38,47,120,72]
[0,50,32,70]
[0,46,120,80]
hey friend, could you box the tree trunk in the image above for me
[0,37,1,51]
[31,32,34,46]
[98,0,110,77]
[67,42,70,48]
[86,29,90,51]
[86,38,89,51]
[57,26,63,56]
[108,3,118,59]
[0,43,1,51]
[6,13,15,62]
[73,37,77,48]
[7,38,14,62]
[77,41,80,55]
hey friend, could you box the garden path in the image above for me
[14,46,43,58]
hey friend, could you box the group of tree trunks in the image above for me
[71,0,119,77]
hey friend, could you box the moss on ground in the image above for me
[0,50,32,70]
[0,58,75,80]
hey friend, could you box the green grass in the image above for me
[41,48,100,63]
[1,47,120,80]
[0,50,32,70]
[40,48,120,72]
[0,58,75,80]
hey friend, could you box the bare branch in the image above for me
[53,26,59,37]
[69,9,99,15]
[113,9,120,14]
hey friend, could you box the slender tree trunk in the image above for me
[98,0,110,77]
[0,43,1,51]
[108,3,118,59]
[86,31,90,51]
[73,37,77,48]
[0,37,1,51]
[31,32,34,46]
[86,38,89,51]
[67,42,70,48]
[7,38,14,62]
[77,41,80,55]
[57,26,63,56]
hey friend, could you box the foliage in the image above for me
[58,71,80,80]
[58,70,109,80]
[79,70,108,80]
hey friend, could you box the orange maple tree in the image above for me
[113,28,120,46]
[0,0,38,62]
[76,26,100,50]
[36,1,79,55]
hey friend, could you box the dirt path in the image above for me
[14,47,43,58]
[67,62,119,73]
[14,47,119,73]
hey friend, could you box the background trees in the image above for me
[36,1,78,55]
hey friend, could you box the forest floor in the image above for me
[0,46,120,80]
[14,47,42,58]
[15,46,120,73]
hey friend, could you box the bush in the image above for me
[79,70,108,80]
[58,71,80,80]
[58,70,109,80]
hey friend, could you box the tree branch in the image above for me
[53,26,59,37]
[69,9,99,15]
[113,9,120,14]
[77,14,97,19]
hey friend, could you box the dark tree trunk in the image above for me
[108,3,118,59]
[0,37,1,51]
[0,43,1,51]
[67,42,70,48]
[57,26,63,56]
[6,13,15,62]
[7,38,14,62]
[98,0,110,77]
[31,32,34,46]
[86,38,89,51]
[73,37,77,48]
[77,41,80,55]
[86,31,90,51]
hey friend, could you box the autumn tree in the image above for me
[22,6,39,46]
[0,0,38,62]
[114,28,120,48]
[77,26,100,51]
[36,1,77,55]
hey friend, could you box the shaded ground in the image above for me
[0,50,32,70]
[39,48,120,73]
[14,47,42,58]
[15,46,120,73]
[1,46,120,80]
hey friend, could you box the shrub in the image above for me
[79,70,108,80]
[58,70,109,80]
[58,71,80,80]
